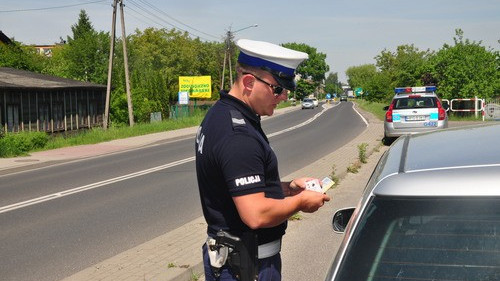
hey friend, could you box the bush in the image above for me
[27,132,50,149]
[358,143,369,163]
[0,131,49,157]
[0,134,27,157]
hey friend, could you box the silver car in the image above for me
[301,98,315,109]
[384,87,448,142]
[326,124,500,281]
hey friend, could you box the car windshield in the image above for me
[394,97,436,109]
[335,197,500,281]
[303,99,312,102]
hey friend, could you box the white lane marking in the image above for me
[268,103,336,137]
[1,103,339,214]
[0,157,194,214]
[351,103,369,126]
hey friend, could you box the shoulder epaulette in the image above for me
[230,110,247,129]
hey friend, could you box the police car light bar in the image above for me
[394,86,437,94]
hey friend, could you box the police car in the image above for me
[325,123,500,281]
[383,86,448,143]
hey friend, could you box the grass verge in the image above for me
[2,112,206,157]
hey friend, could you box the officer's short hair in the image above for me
[236,63,267,80]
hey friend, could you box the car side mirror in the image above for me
[332,207,355,233]
[383,106,389,111]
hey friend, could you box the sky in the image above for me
[1,0,499,83]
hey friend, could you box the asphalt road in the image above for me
[0,102,367,281]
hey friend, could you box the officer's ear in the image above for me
[242,73,255,92]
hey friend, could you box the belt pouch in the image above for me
[228,232,258,281]
[206,237,229,277]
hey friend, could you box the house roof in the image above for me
[0,30,13,45]
[0,67,106,90]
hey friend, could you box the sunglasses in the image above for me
[243,72,286,97]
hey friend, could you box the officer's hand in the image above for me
[298,190,330,213]
[289,177,315,190]
[283,178,313,196]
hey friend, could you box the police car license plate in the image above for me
[405,115,425,121]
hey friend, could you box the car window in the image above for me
[394,97,436,109]
[335,197,500,281]
[303,99,312,102]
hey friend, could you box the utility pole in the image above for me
[103,0,134,129]
[220,24,258,91]
[119,0,134,126]
[220,46,227,90]
[103,0,118,130]
[220,29,233,91]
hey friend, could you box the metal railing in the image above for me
[169,103,213,120]
[442,97,500,121]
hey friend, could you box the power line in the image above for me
[0,0,222,42]
[126,0,216,41]
[0,0,109,13]
[126,1,192,35]
[126,1,186,31]
[126,5,213,42]
[125,5,174,30]
[134,0,219,40]
[124,6,160,26]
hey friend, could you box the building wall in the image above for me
[33,45,56,57]
[1,88,105,134]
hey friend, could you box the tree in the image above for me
[375,44,433,89]
[69,10,94,41]
[324,72,342,96]
[294,80,317,100]
[281,42,329,100]
[48,10,109,84]
[428,29,500,99]
[345,64,377,90]
[364,72,393,102]
[113,27,223,123]
[0,40,46,72]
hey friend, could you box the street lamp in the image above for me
[220,24,258,90]
[233,24,259,34]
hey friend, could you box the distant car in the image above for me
[384,86,448,143]
[308,97,319,107]
[301,98,315,109]
[339,95,348,102]
[325,123,500,281]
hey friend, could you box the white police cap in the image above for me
[236,39,308,91]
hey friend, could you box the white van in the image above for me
[310,97,319,107]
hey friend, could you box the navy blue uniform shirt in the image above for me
[195,92,286,245]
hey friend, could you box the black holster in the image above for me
[215,230,258,281]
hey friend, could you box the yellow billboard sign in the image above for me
[178,76,211,98]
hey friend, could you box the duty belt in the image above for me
[207,236,282,260]
[257,238,281,259]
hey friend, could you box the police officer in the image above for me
[196,39,330,281]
